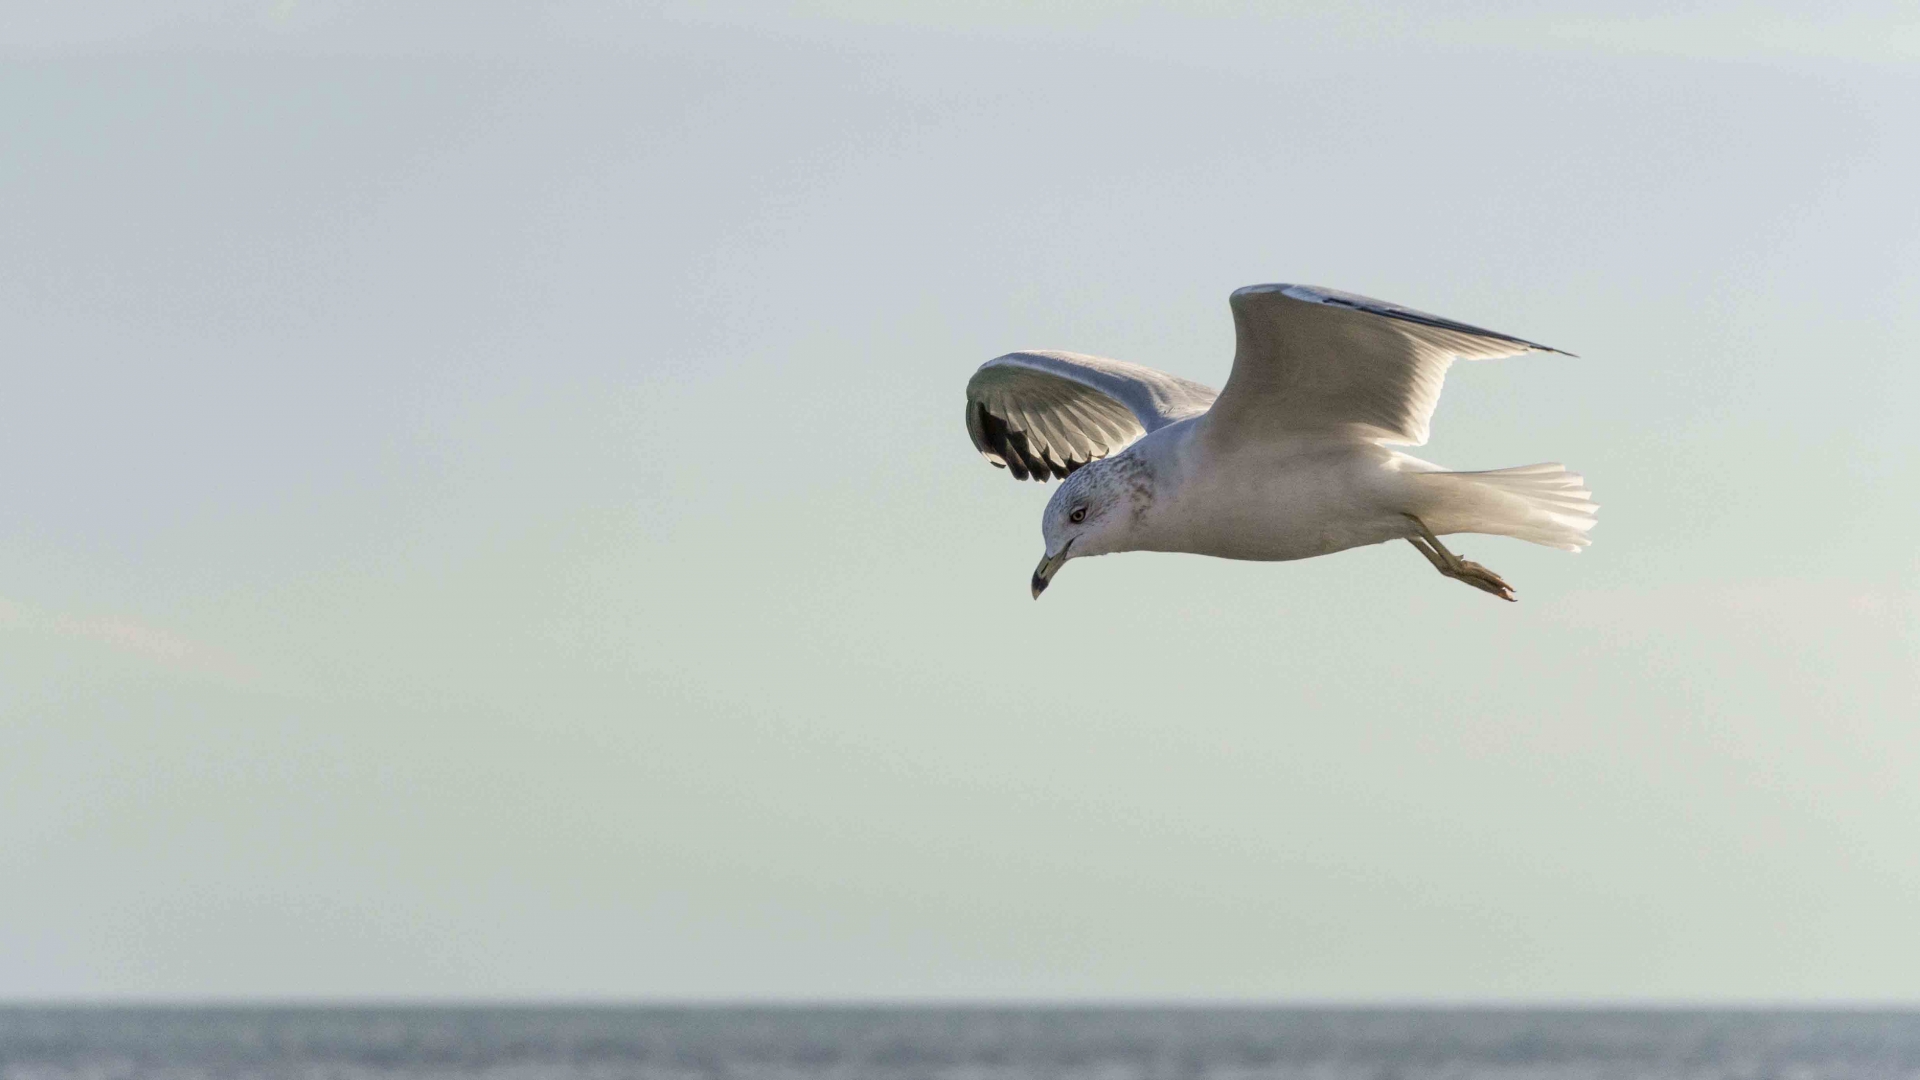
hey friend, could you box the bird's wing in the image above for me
[1205,284,1573,447]
[965,350,1218,481]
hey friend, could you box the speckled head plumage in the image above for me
[1031,454,1153,597]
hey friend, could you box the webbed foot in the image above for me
[1404,515,1517,603]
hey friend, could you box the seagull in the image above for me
[964,284,1596,602]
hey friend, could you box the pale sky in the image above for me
[2,0,1917,1001]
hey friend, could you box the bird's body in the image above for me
[1089,420,1375,561]
[1145,422,1408,561]
[965,284,1597,601]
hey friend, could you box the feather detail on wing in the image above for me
[964,350,1217,481]
[1207,284,1574,447]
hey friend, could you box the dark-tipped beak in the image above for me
[1030,543,1072,599]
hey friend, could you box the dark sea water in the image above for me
[3,1007,1919,1080]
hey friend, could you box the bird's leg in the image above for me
[1403,515,1516,602]
[1405,531,1450,574]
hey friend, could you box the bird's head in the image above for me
[1032,459,1136,598]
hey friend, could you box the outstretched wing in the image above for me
[965,350,1218,481]
[1206,284,1573,447]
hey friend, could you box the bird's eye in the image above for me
[1069,507,1087,524]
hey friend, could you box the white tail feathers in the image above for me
[1419,463,1597,551]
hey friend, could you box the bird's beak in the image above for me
[1030,541,1073,599]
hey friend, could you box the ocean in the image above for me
[3,1007,1918,1079]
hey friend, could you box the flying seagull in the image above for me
[964,284,1596,601]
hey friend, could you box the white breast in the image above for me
[1130,425,1412,563]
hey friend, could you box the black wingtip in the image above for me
[970,400,1084,482]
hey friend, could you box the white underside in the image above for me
[1120,418,1597,562]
